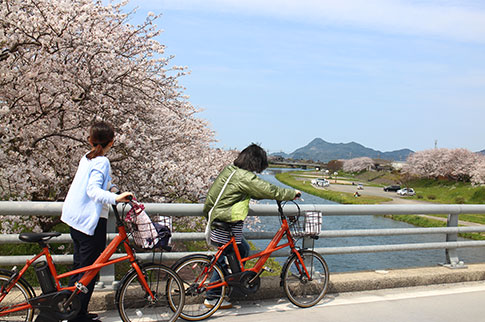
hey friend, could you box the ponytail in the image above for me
[86,122,115,160]
[86,144,105,160]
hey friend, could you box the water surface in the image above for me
[248,168,485,272]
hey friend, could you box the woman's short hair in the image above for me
[234,144,268,173]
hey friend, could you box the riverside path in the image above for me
[95,281,485,322]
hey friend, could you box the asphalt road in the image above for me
[323,182,426,204]
[96,281,485,322]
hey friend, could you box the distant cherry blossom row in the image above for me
[341,149,485,185]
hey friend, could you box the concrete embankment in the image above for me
[88,263,485,311]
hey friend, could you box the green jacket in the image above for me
[203,165,297,224]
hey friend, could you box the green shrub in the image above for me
[470,187,485,204]
[427,195,436,200]
[455,196,466,204]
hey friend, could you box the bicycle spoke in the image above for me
[283,251,329,308]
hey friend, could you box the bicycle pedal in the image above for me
[75,282,89,294]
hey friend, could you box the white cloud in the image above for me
[134,0,485,43]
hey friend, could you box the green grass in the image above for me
[277,170,485,233]
[401,178,485,204]
[384,214,485,240]
[399,178,485,225]
[276,172,391,204]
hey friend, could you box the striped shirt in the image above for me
[210,221,244,245]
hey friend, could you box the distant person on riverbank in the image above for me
[203,143,301,309]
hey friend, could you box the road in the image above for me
[322,181,424,204]
[317,182,485,228]
[96,281,485,322]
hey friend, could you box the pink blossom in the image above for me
[0,0,237,232]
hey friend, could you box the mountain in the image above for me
[274,138,413,162]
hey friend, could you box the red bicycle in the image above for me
[167,200,329,320]
[0,199,185,322]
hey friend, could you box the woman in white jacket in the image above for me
[61,122,132,322]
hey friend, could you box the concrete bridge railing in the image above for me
[1,201,485,288]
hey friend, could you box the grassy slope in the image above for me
[276,172,391,204]
[276,170,485,240]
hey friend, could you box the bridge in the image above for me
[92,278,485,322]
[269,160,326,169]
[1,201,485,321]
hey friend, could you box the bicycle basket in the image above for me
[289,211,322,238]
[124,201,172,251]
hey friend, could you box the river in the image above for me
[248,168,485,272]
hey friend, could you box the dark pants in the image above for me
[69,218,107,318]
[206,237,250,299]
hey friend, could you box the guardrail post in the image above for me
[96,215,117,289]
[443,213,466,269]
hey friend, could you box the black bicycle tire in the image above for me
[282,250,329,308]
[0,272,35,322]
[168,256,226,321]
[116,263,185,322]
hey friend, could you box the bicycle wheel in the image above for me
[116,263,185,322]
[0,272,35,322]
[282,250,329,308]
[168,255,226,321]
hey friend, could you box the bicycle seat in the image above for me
[211,220,243,232]
[19,232,61,243]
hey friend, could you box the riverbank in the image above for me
[274,169,485,240]
[275,172,391,204]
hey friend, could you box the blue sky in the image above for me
[123,0,485,154]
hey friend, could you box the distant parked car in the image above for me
[315,178,330,187]
[397,188,415,196]
[357,183,364,190]
[384,185,401,192]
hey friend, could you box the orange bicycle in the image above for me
[167,200,329,320]
[0,199,185,322]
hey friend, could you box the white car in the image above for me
[315,178,329,187]
[397,188,415,196]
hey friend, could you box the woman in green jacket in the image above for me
[203,144,300,309]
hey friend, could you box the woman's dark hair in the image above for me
[234,144,269,173]
[86,121,115,160]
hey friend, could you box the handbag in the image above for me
[205,170,236,245]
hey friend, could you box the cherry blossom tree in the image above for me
[471,155,485,185]
[342,157,374,173]
[403,148,479,182]
[0,0,236,232]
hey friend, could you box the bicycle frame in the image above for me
[0,204,155,318]
[201,211,311,291]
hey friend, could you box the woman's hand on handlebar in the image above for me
[115,192,134,203]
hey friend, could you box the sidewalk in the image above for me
[88,263,485,311]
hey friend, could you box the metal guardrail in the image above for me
[1,201,485,287]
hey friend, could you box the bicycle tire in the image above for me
[116,263,185,322]
[168,255,226,321]
[0,272,35,322]
[282,250,329,308]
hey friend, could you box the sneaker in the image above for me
[204,298,233,309]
